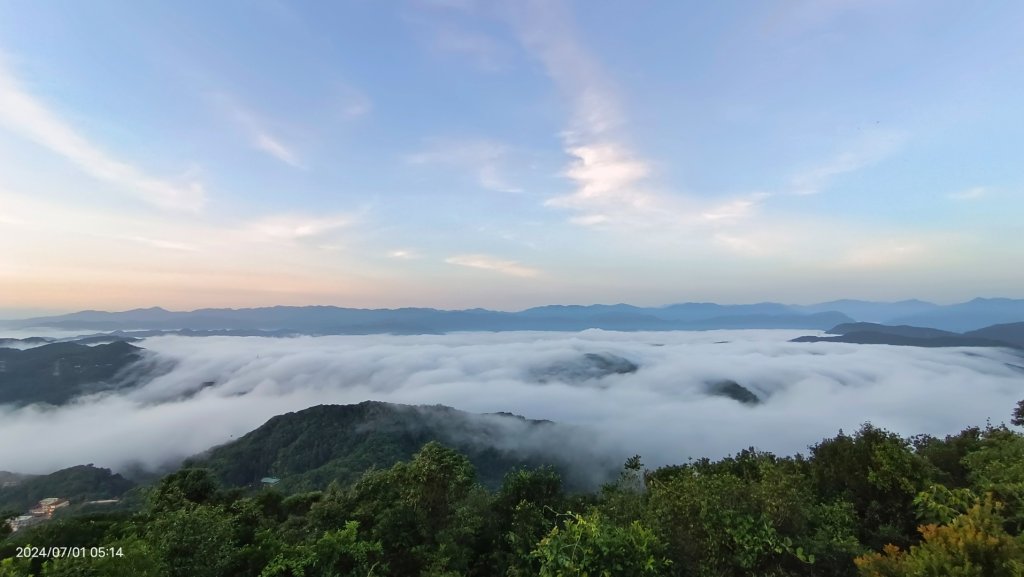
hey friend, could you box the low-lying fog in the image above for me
[3,330,1023,476]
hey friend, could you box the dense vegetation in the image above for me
[0,342,142,406]
[186,402,606,492]
[4,400,1024,576]
[0,466,136,514]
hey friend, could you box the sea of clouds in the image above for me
[2,330,1023,476]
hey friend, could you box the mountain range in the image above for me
[4,297,1024,333]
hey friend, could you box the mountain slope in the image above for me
[826,322,960,339]
[185,401,613,492]
[0,465,135,513]
[791,332,1015,348]
[792,320,1023,349]
[0,341,144,406]
[964,322,1024,348]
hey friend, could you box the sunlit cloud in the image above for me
[0,57,206,212]
[388,249,417,259]
[445,254,540,277]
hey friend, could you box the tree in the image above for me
[40,535,165,577]
[260,520,384,577]
[854,496,1024,577]
[644,449,863,576]
[1012,399,1024,427]
[147,504,236,577]
[0,511,15,540]
[486,467,565,576]
[531,512,668,577]
[0,557,31,577]
[961,425,1024,532]
[345,442,484,576]
[810,424,934,550]
[148,468,220,513]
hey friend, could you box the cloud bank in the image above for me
[1,330,1023,476]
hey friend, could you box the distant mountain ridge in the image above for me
[793,320,1024,350]
[1,303,858,333]
[5,298,1022,334]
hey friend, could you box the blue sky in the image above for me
[0,0,1022,313]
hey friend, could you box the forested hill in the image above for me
[0,465,135,513]
[185,401,613,492]
[0,341,144,406]
[6,404,1024,576]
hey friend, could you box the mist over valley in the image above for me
[2,326,1022,483]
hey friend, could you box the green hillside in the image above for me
[0,342,143,406]
[186,401,605,492]
[0,465,135,513]
[6,401,1024,576]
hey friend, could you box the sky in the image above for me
[1,0,1023,314]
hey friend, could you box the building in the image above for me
[260,477,280,486]
[29,497,69,518]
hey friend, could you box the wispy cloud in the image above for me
[410,1,510,72]
[338,85,372,119]
[788,130,907,195]
[216,94,303,168]
[445,254,540,277]
[246,214,355,242]
[505,1,620,138]
[834,239,928,269]
[501,1,924,268]
[948,186,987,201]
[409,138,522,192]
[253,133,301,167]
[0,58,206,212]
[126,236,199,252]
[506,1,765,242]
[701,193,771,223]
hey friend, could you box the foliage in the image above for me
[187,402,583,492]
[645,449,860,576]
[0,341,141,406]
[0,465,135,513]
[4,399,1024,577]
[531,511,668,577]
[809,424,935,550]
[259,520,383,577]
[854,496,1024,577]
